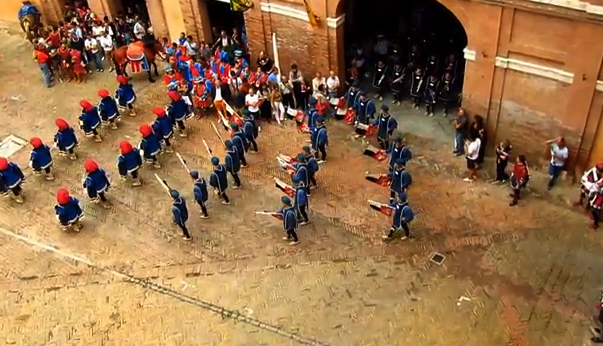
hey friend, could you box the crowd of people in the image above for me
[19,1,601,240]
[28,1,160,86]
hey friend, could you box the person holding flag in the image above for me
[189,170,210,219]
[278,196,299,245]
[170,190,192,241]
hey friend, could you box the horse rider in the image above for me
[17,1,42,40]
[142,27,160,55]
[18,1,41,34]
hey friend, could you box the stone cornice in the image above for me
[473,0,603,23]
[494,56,574,83]
[259,2,346,28]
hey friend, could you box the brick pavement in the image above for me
[0,20,602,346]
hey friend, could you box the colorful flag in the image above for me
[302,0,319,26]
[230,0,253,12]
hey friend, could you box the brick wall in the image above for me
[244,3,341,82]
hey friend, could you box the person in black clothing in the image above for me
[492,140,512,183]
[68,33,91,73]
[469,115,487,169]
[232,27,244,51]
[115,17,130,47]
[257,51,274,74]
[103,16,118,44]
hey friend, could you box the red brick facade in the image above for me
[243,0,603,174]
[8,0,603,174]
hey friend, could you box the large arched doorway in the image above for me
[337,0,469,113]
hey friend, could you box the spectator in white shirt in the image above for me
[326,70,340,98]
[184,35,198,59]
[245,87,261,118]
[92,21,105,38]
[464,134,481,182]
[312,72,326,94]
[133,20,145,40]
[73,26,83,39]
[84,34,103,72]
[98,31,115,72]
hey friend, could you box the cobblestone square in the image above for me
[0,22,601,346]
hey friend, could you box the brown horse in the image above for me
[114,40,164,83]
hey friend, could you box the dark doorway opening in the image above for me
[206,0,245,44]
[340,0,468,112]
[119,0,151,27]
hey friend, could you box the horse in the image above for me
[19,14,42,41]
[113,40,164,83]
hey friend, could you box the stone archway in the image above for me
[332,0,472,99]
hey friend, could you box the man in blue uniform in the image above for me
[79,100,102,143]
[302,146,319,188]
[311,117,328,161]
[18,1,40,35]
[152,107,175,154]
[292,176,310,225]
[139,124,162,168]
[356,91,376,125]
[54,117,79,161]
[278,196,299,245]
[209,157,230,205]
[224,140,242,189]
[189,170,209,219]
[116,75,137,116]
[167,90,191,137]
[170,190,191,240]
[29,137,54,181]
[389,159,412,203]
[373,104,398,149]
[242,110,259,153]
[306,97,319,130]
[55,188,84,232]
[344,81,360,110]
[97,89,120,130]
[18,1,40,20]
[0,157,25,204]
[292,154,309,195]
[230,123,249,167]
[387,137,412,173]
[117,140,143,187]
[83,159,111,209]
[382,192,414,241]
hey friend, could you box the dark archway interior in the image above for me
[117,0,151,25]
[341,0,468,102]
[205,0,245,43]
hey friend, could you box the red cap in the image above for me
[0,157,7,170]
[30,137,43,148]
[56,188,70,205]
[139,124,153,137]
[168,90,181,101]
[97,89,110,98]
[84,159,99,173]
[79,100,94,111]
[55,117,70,130]
[117,75,129,84]
[119,140,133,154]
[152,107,166,117]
